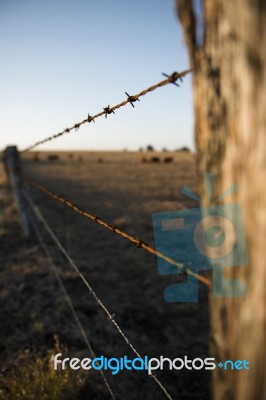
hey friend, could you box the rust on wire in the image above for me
[125,92,140,108]
[88,114,95,123]
[25,176,211,288]
[26,206,116,400]
[103,105,115,118]
[21,69,192,153]
[25,195,173,400]
[162,72,183,87]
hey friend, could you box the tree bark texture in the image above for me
[176,1,266,399]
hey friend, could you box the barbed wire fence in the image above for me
[24,176,211,288]
[2,69,210,399]
[20,70,192,153]
[24,190,174,400]
[25,196,116,400]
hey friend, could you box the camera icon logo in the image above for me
[152,174,248,302]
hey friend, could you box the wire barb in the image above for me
[74,123,80,131]
[21,69,192,153]
[104,105,115,118]
[162,72,183,87]
[125,92,140,108]
[136,238,144,248]
[26,197,174,400]
[25,197,115,400]
[88,114,95,123]
[24,176,211,288]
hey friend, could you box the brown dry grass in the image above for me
[0,151,210,400]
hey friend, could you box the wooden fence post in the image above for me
[4,146,31,238]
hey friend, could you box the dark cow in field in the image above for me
[47,154,59,161]
[163,157,173,163]
[150,156,160,163]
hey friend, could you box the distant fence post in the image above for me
[4,145,31,238]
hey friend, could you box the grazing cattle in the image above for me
[47,154,59,161]
[77,155,83,162]
[163,157,173,163]
[150,156,160,163]
[33,154,39,162]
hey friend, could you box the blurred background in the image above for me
[0,0,193,152]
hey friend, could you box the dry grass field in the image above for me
[0,151,210,400]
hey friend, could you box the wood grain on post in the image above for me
[176,1,266,399]
[4,146,31,238]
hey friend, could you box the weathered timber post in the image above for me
[176,1,266,399]
[4,146,31,238]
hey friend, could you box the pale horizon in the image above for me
[0,0,194,152]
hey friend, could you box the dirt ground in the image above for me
[0,151,210,400]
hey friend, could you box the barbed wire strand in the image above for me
[21,69,192,153]
[24,192,174,400]
[25,177,211,288]
[25,195,116,400]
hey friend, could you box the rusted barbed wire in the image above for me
[21,69,192,153]
[26,201,115,399]
[25,193,174,400]
[25,176,211,288]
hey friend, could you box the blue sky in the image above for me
[0,0,194,152]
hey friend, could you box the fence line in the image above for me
[21,69,192,153]
[2,67,204,400]
[25,194,115,400]
[25,176,211,288]
[25,191,174,400]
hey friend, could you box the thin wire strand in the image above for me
[25,177,211,287]
[25,193,115,400]
[26,194,174,400]
[21,70,192,153]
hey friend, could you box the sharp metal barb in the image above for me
[125,92,140,108]
[23,176,211,288]
[25,193,174,400]
[88,114,95,123]
[25,195,115,400]
[21,69,192,153]
[162,72,183,87]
